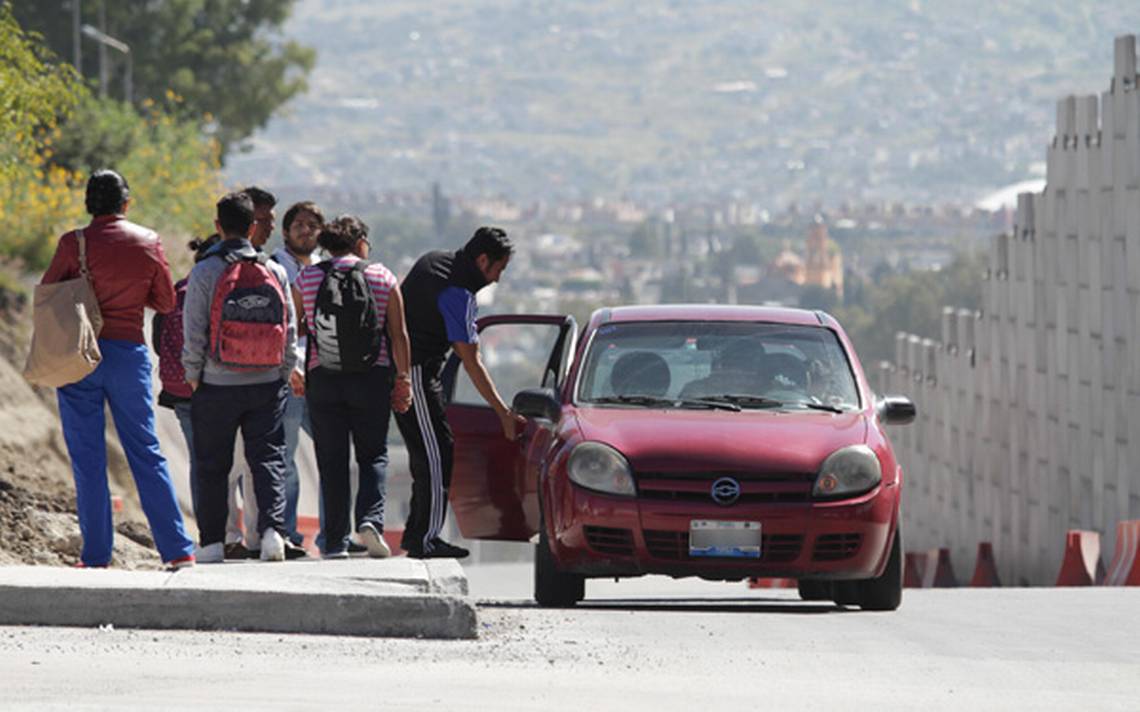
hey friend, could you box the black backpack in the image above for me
[309,261,383,373]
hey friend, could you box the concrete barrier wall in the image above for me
[877,35,1140,585]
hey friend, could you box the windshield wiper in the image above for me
[589,395,742,412]
[590,395,677,408]
[699,394,786,409]
[674,398,741,412]
[798,401,848,414]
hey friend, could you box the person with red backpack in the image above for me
[181,192,304,563]
[293,215,412,558]
[154,233,261,559]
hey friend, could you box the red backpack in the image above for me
[154,278,191,401]
[208,252,287,371]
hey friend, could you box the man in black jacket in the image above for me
[395,227,525,558]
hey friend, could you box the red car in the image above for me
[443,305,915,609]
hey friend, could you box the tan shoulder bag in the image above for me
[23,229,104,387]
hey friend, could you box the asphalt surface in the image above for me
[2,563,1137,711]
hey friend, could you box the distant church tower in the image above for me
[803,217,844,300]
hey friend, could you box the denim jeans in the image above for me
[281,391,312,544]
[173,401,198,516]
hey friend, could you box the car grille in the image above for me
[642,530,803,563]
[584,526,635,556]
[636,471,815,504]
[812,533,863,561]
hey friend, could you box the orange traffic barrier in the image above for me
[1055,529,1105,586]
[930,547,958,587]
[1105,520,1140,586]
[297,514,319,554]
[969,542,1001,587]
[747,577,796,589]
[904,551,927,588]
[382,528,405,557]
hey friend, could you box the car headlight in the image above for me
[567,442,636,497]
[813,445,882,499]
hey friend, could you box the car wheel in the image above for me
[857,526,903,611]
[534,525,585,608]
[797,580,831,601]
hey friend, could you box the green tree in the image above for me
[0,3,81,177]
[10,0,314,156]
[833,251,984,365]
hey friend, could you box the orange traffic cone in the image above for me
[969,542,1001,587]
[1055,530,1105,586]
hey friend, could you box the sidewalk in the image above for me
[0,558,476,639]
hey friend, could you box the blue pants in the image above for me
[281,392,312,544]
[191,379,288,547]
[57,339,195,566]
[306,366,391,554]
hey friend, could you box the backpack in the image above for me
[310,261,383,373]
[153,278,191,403]
[208,251,287,371]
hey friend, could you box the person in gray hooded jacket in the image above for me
[182,191,303,563]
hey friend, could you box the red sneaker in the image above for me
[167,554,196,571]
[74,561,109,569]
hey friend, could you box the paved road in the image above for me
[2,563,1137,711]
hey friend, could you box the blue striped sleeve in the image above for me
[438,286,478,344]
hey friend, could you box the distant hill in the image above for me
[225,0,1140,208]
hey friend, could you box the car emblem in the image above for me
[710,477,741,506]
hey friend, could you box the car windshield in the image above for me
[576,321,861,410]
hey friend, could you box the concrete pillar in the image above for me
[1075,95,1100,191]
[1114,35,1137,93]
[1101,90,1116,190]
[1055,96,1077,190]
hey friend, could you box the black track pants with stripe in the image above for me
[393,364,454,554]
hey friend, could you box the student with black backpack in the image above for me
[293,215,412,559]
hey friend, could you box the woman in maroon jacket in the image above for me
[41,170,196,569]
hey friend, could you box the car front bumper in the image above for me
[550,482,899,581]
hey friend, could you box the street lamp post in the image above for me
[80,23,132,103]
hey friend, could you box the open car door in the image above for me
[443,313,577,541]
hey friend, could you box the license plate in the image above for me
[689,520,762,558]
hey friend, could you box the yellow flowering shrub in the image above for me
[0,7,222,275]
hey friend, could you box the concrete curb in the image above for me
[0,559,477,639]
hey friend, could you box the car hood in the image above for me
[571,406,868,475]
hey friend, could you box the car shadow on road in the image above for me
[479,597,852,614]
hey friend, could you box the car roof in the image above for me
[595,304,834,328]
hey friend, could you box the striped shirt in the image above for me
[295,255,397,370]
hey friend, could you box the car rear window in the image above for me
[576,321,861,410]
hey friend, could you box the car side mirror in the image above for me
[877,395,916,426]
[513,387,562,422]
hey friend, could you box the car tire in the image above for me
[831,580,860,606]
[856,527,903,611]
[797,580,831,601]
[534,526,585,608]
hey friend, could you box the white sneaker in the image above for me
[260,529,285,562]
[358,522,391,559]
[196,542,224,564]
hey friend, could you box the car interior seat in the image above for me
[609,351,671,397]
